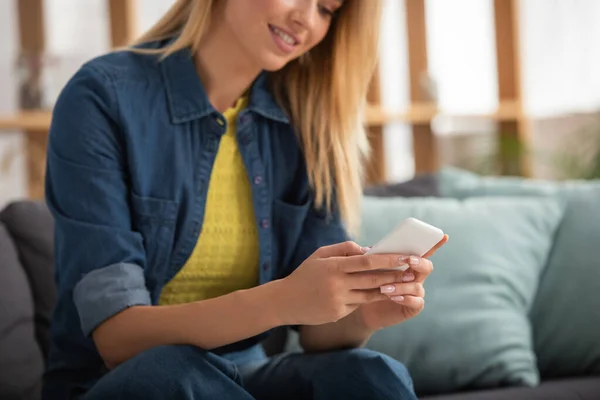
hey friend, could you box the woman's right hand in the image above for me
[276,241,411,326]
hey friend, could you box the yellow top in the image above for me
[159,97,259,305]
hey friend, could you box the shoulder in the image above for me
[48,45,165,166]
[53,40,170,124]
[79,43,164,87]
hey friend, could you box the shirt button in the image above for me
[262,262,270,271]
[215,117,225,127]
[253,175,263,185]
[261,219,270,229]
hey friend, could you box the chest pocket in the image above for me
[272,198,311,275]
[130,193,178,293]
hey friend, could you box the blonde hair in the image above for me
[133,0,382,235]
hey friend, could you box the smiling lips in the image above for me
[269,24,299,54]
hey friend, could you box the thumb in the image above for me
[313,241,368,259]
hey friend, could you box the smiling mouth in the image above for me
[269,25,299,46]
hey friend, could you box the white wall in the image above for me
[379,0,413,182]
[138,0,177,34]
[520,0,600,116]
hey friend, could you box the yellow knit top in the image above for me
[159,96,259,305]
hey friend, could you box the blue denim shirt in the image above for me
[43,40,348,398]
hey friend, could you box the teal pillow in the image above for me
[359,196,565,396]
[438,167,600,379]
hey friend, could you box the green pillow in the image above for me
[359,196,565,396]
[438,167,600,379]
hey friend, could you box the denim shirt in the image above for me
[43,41,348,398]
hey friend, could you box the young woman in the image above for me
[43,0,447,399]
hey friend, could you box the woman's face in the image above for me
[221,0,343,71]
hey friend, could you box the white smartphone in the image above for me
[365,217,445,270]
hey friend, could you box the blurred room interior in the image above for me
[1,0,599,206]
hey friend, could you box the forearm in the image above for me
[299,310,374,353]
[93,280,286,366]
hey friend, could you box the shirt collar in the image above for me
[161,46,289,125]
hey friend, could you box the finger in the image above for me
[405,256,434,279]
[422,234,449,258]
[388,295,425,311]
[379,282,425,297]
[336,254,410,273]
[348,289,390,304]
[313,241,367,259]
[348,269,415,290]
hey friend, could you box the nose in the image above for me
[290,0,318,30]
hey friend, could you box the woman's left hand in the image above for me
[356,235,448,331]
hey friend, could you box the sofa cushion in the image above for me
[438,167,600,379]
[357,195,565,396]
[0,201,56,361]
[0,223,44,400]
[421,377,600,400]
[364,173,440,197]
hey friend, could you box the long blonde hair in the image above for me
[133,0,382,235]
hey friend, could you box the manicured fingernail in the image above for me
[402,273,415,282]
[397,256,409,271]
[397,263,409,272]
[409,256,420,266]
[380,285,395,294]
[391,296,404,302]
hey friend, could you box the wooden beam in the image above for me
[17,0,45,54]
[17,0,47,199]
[25,131,49,200]
[495,0,521,102]
[405,0,429,104]
[0,112,52,132]
[108,0,138,48]
[364,67,386,185]
[405,0,438,174]
[494,0,529,176]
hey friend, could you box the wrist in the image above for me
[261,278,295,326]
[239,279,291,328]
[354,306,379,335]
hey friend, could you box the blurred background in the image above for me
[1,0,599,209]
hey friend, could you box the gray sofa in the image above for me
[1,187,600,399]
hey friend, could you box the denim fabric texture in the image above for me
[43,39,349,399]
[81,345,418,400]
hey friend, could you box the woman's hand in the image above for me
[356,235,448,331]
[277,241,418,326]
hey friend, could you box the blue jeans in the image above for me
[82,344,418,400]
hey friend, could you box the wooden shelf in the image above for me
[434,101,523,121]
[365,101,523,126]
[0,111,52,132]
[366,103,438,125]
[0,101,525,133]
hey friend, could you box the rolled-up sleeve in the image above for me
[45,63,150,337]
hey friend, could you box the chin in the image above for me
[256,52,295,72]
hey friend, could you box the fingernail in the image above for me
[391,296,404,302]
[409,256,420,266]
[380,285,395,294]
[398,263,409,272]
[361,246,370,253]
[398,256,409,271]
[402,273,415,282]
